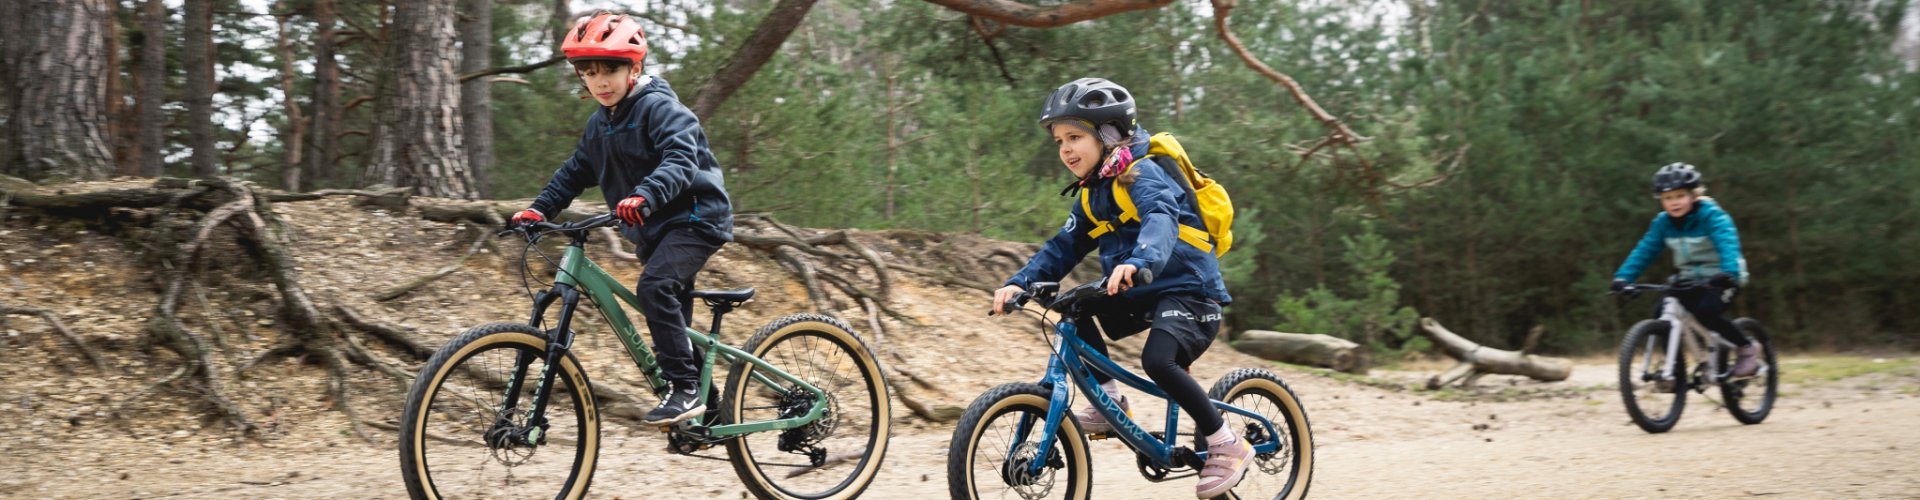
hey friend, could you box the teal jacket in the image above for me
[1614,198,1748,285]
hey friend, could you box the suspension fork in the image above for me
[1659,297,1686,380]
[493,284,580,446]
[496,289,563,416]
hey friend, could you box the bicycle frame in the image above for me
[1648,295,1742,386]
[501,240,827,443]
[1014,320,1283,477]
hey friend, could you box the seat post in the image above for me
[706,300,734,336]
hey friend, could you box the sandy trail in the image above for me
[8,358,1916,499]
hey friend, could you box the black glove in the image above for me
[1610,279,1631,293]
[1709,273,1737,289]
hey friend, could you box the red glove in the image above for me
[615,195,649,225]
[510,208,544,228]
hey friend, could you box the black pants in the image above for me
[1072,294,1226,435]
[1671,286,1748,347]
[635,228,725,385]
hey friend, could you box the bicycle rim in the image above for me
[1619,321,1685,433]
[726,317,889,499]
[1209,369,1313,500]
[406,328,596,499]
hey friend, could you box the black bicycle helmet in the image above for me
[1038,78,1135,135]
[1652,162,1702,193]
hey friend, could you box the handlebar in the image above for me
[991,268,1156,317]
[500,213,620,242]
[1610,279,1706,298]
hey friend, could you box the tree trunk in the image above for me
[1232,330,1372,374]
[275,11,307,191]
[183,0,218,177]
[549,0,573,90]
[883,71,898,220]
[1418,318,1573,388]
[0,0,116,181]
[366,0,478,199]
[104,0,134,177]
[135,0,168,178]
[307,0,341,186]
[688,0,821,122]
[459,0,494,198]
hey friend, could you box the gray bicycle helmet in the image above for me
[1652,162,1702,193]
[1039,78,1136,136]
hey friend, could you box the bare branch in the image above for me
[923,0,1174,28]
[457,55,566,82]
[689,0,821,121]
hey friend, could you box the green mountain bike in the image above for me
[398,214,891,499]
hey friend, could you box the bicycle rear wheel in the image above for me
[722,314,891,499]
[1720,318,1778,425]
[399,322,598,500]
[1619,319,1687,433]
[1206,368,1314,500]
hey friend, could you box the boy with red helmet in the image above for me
[510,12,734,424]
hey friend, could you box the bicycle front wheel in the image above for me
[722,314,891,500]
[1207,368,1314,500]
[399,322,599,500]
[1720,318,1779,425]
[1619,319,1687,433]
[947,382,1091,500]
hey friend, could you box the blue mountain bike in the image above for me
[946,279,1314,499]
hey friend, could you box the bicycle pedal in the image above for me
[1087,433,1111,441]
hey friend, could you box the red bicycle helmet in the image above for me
[562,13,648,67]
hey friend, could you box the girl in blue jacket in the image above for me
[510,13,733,425]
[1611,163,1759,377]
[990,78,1248,499]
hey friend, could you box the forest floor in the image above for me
[2,187,1916,499]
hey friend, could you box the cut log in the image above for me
[1232,330,1371,374]
[1417,317,1573,389]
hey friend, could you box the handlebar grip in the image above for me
[992,292,1031,316]
[1134,268,1154,286]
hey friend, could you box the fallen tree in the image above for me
[1417,318,1573,389]
[1232,330,1371,374]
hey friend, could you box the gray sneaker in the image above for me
[1074,395,1128,435]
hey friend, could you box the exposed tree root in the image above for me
[0,302,111,373]
[374,221,493,302]
[856,297,959,423]
[331,303,434,360]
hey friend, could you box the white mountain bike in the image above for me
[1612,280,1778,433]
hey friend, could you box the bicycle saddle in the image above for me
[692,288,756,303]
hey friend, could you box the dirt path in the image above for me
[7,357,1916,499]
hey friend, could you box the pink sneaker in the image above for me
[1731,344,1762,378]
[1196,433,1254,498]
[1073,395,1128,435]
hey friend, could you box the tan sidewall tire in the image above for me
[724,316,891,500]
[1222,376,1314,500]
[951,389,1091,500]
[402,327,600,500]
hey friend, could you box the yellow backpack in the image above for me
[1078,133,1235,257]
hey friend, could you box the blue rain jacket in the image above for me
[1006,128,1232,305]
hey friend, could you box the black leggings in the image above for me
[1073,294,1225,436]
[1672,286,1748,347]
